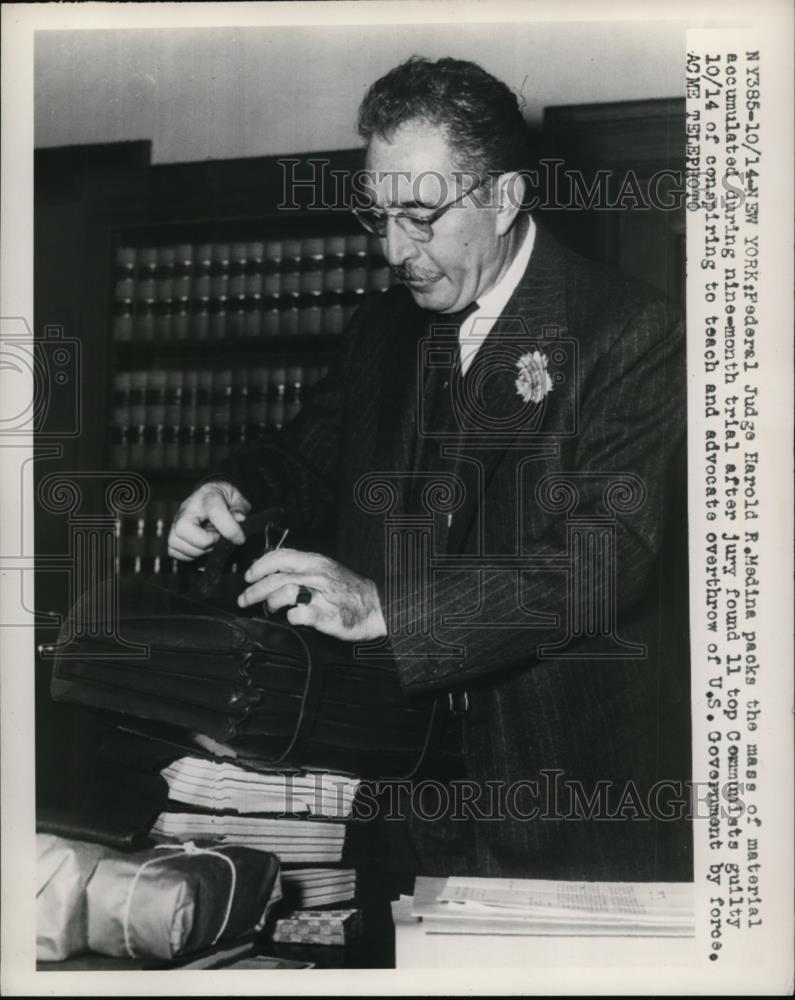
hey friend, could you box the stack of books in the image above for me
[280,868,358,908]
[151,754,361,872]
[158,755,358,819]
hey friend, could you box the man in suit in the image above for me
[168,57,691,881]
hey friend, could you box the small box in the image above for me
[271,908,363,946]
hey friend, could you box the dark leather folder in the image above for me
[48,510,438,778]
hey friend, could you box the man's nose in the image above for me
[382,217,419,268]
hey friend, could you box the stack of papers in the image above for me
[281,867,357,907]
[409,877,695,937]
[151,813,347,864]
[160,756,360,819]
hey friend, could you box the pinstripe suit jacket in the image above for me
[216,223,692,881]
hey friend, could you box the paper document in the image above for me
[412,877,695,937]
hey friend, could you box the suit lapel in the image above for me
[446,224,571,553]
[371,292,427,509]
[355,225,572,566]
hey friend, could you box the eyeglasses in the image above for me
[352,180,484,244]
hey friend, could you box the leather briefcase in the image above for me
[47,509,439,778]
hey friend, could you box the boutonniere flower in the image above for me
[515,350,553,404]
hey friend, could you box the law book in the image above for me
[147,501,170,575]
[120,513,147,575]
[195,424,212,470]
[247,367,269,438]
[243,273,263,338]
[172,296,190,341]
[164,370,183,425]
[323,301,345,334]
[135,289,156,342]
[229,366,248,420]
[283,365,303,425]
[128,424,146,470]
[195,369,213,427]
[268,367,287,429]
[112,297,134,342]
[262,301,281,336]
[281,299,300,336]
[128,370,148,427]
[178,371,199,470]
[110,372,131,469]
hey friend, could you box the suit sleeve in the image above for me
[384,297,688,695]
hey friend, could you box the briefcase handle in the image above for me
[187,507,290,602]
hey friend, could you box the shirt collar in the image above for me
[459,215,537,373]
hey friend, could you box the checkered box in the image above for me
[271,908,363,946]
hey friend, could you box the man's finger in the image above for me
[286,603,320,629]
[203,494,246,544]
[168,547,196,562]
[168,543,206,560]
[169,519,218,552]
[167,531,212,560]
[263,582,303,613]
[238,572,326,609]
[244,548,326,583]
[241,571,325,602]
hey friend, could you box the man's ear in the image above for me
[494,171,526,236]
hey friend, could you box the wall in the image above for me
[34,21,686,164]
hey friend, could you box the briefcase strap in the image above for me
[265,629,327,766]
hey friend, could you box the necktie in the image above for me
[427,300,479,388]
[409,302,480,513]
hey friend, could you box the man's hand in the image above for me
[167,482,252,561]
[238,548,387,643]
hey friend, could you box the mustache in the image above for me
[390,265,444,284]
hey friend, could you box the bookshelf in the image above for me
[106,217,396,577]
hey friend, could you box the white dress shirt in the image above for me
[458,215,537,376]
